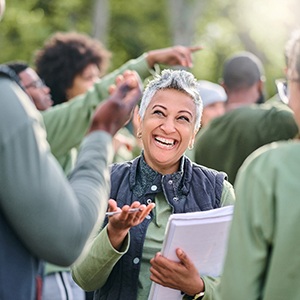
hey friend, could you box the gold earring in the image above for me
[188,143,194,150]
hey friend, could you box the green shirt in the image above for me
[71,180,235,299]
[218,140,300,300]
[194,102,298,185]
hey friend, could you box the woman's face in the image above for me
[138,88,197,174]
[66,63,100,100]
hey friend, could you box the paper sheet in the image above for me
[148,205,234,300]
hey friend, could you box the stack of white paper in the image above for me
[148,205,234,300]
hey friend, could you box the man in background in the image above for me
[194,52,297,184]
[218,29,300,300]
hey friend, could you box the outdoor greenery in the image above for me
[1,0,299,97]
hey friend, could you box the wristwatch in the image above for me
[182,291,205,300]
[192,291,205,299]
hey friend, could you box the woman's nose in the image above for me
[160,118,176,133]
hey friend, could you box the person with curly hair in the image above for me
[35,31,111,105]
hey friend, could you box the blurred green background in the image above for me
[1,0,299,98]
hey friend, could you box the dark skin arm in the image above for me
[150,248,205,296]
[88,70,143,136]
[146,45,203,69]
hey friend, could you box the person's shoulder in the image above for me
[0,75,17,90]
[259,140,300,157]
[191,158,227,178]
[241,140,300,172]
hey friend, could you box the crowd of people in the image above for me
[1,0,300,299]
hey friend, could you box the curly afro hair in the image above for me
[35,31,111,105]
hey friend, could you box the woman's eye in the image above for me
[153,110,164,116]
[178,116,190,122]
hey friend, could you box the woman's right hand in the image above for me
[106,199,155,250]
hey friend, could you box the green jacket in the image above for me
[42,53,154,274]
[218,141,300,300]
[42,53,152,175]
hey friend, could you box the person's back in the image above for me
[219,140,300,299]
[194,51,298,184]
[194,101,298,184]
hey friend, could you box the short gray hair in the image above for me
[138,69,203,131]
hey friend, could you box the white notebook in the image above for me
[148,205,234,300]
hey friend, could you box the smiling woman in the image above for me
[71,69,236,300]
[136,70,202,174]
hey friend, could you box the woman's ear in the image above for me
[188,129,199,150]
[133,105,142,138]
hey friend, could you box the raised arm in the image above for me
[42,45,202,162]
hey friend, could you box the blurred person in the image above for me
[185,79,227,161]
[194,52,298,184]
[71,69,235,300]
[217,29,300,300]
[35,31,111,105]
[5,61,53,110]
[221,51,266,110]
[0,14,143,296]
[197,80,227,127]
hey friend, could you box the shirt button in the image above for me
[168,180,173,185]
[173,196,179,201]
[147,199,152,204]
[146,215,151,219]
[151,185,158,191]
[133,257,140,264]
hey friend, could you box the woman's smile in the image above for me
[139,88,197,174]
[154,135,176,149]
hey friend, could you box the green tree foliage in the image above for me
[0,0,93,64]
[1,0,299,97]
[192,0,300,96]
[107,0,170,71]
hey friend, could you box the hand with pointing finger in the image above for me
[146,45,203,69]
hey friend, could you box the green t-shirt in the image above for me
[194,102,298,185]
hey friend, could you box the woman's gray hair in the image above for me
[138,69,203,131]
[285,29,300,81]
